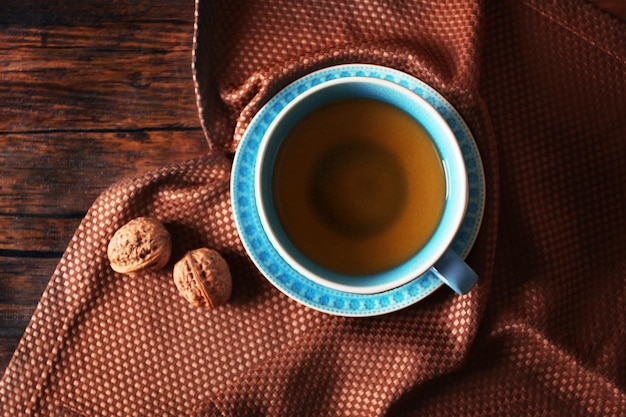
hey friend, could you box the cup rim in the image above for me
[255,76,468,294]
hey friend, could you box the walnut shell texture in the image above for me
[107,217,172,274]
[173,248,232,308]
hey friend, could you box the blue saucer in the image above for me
[231,64,486,317]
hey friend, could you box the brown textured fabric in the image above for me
[2,0,626,415]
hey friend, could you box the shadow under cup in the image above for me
[256,77,477,295]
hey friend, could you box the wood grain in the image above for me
[0,26,198,131]
[0,0,208,375]
[0,130,207,214]
[0,258,57,372]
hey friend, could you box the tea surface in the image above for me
[272,98,445,275]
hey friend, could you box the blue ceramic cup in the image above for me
[234,75,478,296]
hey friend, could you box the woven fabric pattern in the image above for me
[2,0,626,415]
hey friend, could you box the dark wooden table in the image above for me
[0,0,209,374]
[1,0,624,376]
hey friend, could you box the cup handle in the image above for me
[431,249,478,295]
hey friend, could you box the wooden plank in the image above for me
[0,306,38,375]
[0,257,56,375]
[0,129,209,214]
[0,258,56,305]
[0,1,200,130]
[0,305,39,333]
[0,24,200,131]
[0,217,79,253]
[0,257,65,374]
[1,21,191,52]
[0,336,23,375]
[0,0,194,26]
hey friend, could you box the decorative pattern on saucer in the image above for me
[232,64,486,317]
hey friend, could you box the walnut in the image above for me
[173,248,232,308]
[107,217,172,274]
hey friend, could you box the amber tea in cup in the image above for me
[272,97,446,276]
